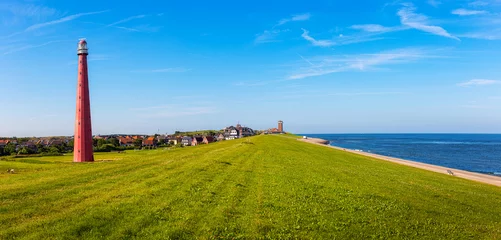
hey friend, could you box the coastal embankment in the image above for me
[299,137,501,187]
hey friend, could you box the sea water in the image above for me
[302,134,501,176]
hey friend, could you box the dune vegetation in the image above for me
[1,135,501,239]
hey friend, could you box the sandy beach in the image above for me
[299,137,501,187]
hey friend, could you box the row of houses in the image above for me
[0,138,70,152]
[1,123,259,151]
[180,136,216,146]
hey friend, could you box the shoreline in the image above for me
[298,137,501,187]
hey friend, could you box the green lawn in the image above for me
[1,135,501,239]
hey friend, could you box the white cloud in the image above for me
[288,68,344,79]
[397,3,459,40]
[428,0,442,7]
[3,40,62,55]
[301,28,335,47]
[107,14,146,27]
[114,26,141,32]
[254,13,309,44]
[0,3,57,19]
[25,10,108,32]
[469,1,489,7]
[288,48,429,79]
[1,10,106,38]
[254,29,289,43]
[351,24,395,33]
[452,8,487,16]
[301,28,387,47]
[254,13,309,43]
[458,79,500,86]
[276,13,311,26]
[127,24,162,33]
[297,53,315,66]
[459,31,501,40]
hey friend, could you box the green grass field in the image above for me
[1,135,501,239]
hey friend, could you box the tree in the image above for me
[108,138,119,147]
[3,143,16,155]
[36,144,47,154]
[18,147,30,155]
[133,139,142,148]
[97,139,107,148]
[49,147,60,154]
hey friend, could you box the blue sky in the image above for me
[1,0,501,136]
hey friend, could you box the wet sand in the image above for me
[299,137,501,187]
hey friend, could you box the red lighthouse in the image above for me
[73,39,94,162]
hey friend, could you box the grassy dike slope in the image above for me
[1,135,501,239]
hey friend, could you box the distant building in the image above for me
[267,120,285,134]
[224,126,240,140]
[216,133,225,141]
[223,124,255,140]
[239,126,255,137]
[48,139,64,147]
[204,136,215,143]
[0,139,10,147]
[142,136,157,147]
[192,136,203,146]
[167,136,181,145]
[17,141,38,152]
[181,136,193,146]
[118,136,134,147]
[156,135,168,145]
[192,135,217,146]
[36,138,50,146]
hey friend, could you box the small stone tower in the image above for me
[278,120,283,133]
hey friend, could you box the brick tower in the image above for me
[73,39,94,162]
[278,120,283,133]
